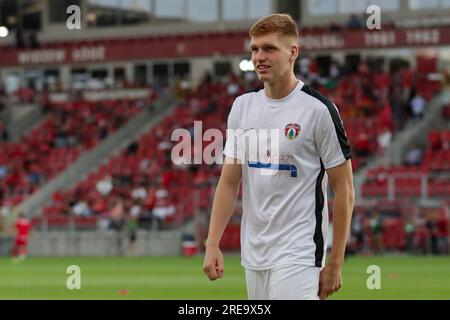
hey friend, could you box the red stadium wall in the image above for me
[1,25,450,67]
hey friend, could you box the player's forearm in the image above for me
[205,179,240,248]
[329,185,355,267]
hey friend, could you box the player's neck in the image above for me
[264,75,299,100]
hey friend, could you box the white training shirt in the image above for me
[223,80,352,270]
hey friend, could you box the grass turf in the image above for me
[0,255,449,299]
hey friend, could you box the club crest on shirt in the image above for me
[284,123,301,140]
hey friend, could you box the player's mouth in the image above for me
[257,65,270,73]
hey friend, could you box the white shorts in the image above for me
[245,265,321,300]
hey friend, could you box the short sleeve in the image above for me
[223,97,243,160]
[316,103,352,169]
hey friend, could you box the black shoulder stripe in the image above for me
[247,82,264,94]
[301,85,352,160]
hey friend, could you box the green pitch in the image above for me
[0,255,449,299]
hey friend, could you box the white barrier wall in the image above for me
[25,230,184,257]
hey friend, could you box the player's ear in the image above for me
[290,44,299,63]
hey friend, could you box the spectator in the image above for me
[390,86,405,131]
[414,214,429,254]
[139,158,150,172]
[152,189,175,229]
[0,122,8,142]
[330,61,340,81]
[0,165,8,179]
[380,101,393,131]
[55,127,69,148]
[410,92,426,120]
[404,144,423,166]
[355,132,370,157]
[404,218,416,253]
[127,213,139,253]
[436,212,449,254]
[126,140,139,155]
[377,127,392,163]
[131,185,147,200]
[109,198,125,231]
[72,200,92,216]
[351,213,365,253]
[96,175,113,196]
[369,211,384,254]
[425,217,438,255]
[347,14,363,29]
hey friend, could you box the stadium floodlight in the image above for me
[0,26,9,38]
[239,59,255,72]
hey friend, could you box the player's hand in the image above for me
[318,264,342,300]
[203,245,224,281]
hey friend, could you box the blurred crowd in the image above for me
[346,206,449,256]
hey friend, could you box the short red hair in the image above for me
[249,13,299,39]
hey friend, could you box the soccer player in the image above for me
[12,212,31,262]
[203,14,355,300]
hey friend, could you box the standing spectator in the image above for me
[436,212,449,254]
[426,217,438,255]
[110,198,125,230]
[390,86,405,131]
[414,214,429,255]
[410,92,426,120]
[351,212,365,254]
[0,122,8,142]
[127,213,139,253]
[369,211,384,254]
[404,218,416,253]
[377,127,392,164]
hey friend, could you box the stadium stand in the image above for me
[0,92,157,210]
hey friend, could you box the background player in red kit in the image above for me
[12,212,31,262]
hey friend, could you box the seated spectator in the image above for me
[72,200,92,216]
[404,144,423,166]
[96,175,113,196]
[0,165,8,178]
[139,158,150,172]
[26,166,41,186]
[126,140,139,155]
[355,132,370,157]
[55,128,69,148]
[92,197,108,215]
[430,133,443,151]
[152,194,176,228]
[131,185,147,200]
[130,202,142,218]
